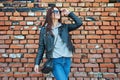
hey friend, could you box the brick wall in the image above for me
[0,0,120,80]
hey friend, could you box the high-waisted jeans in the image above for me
[52,57,71,80]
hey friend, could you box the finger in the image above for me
[34,67,38,72]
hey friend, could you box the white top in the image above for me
[52,23,72,58]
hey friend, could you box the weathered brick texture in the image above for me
[0,0,120,80]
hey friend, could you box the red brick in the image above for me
[100,26,115,30]
[105,40,112,43]
[0,31,6,34]
[71,63,84,68]
[73,54,81,58]
[28,40,34,44]
[29,31,36,34]
[97,58,103,63]
[21,12,28,16]
[103,54,116,58]
[5,40,12,44]
[105,8,119,12]
[82,40,88,43]
[0,72,13,77]
[103,21,110,25]
[101,35,115,39]
[20,21,26,25]
[26,35,39,39]
[103,44,116,48]
[18,68,25,72]
[14,31,21,34]
[113,39,120,43]
[0,12,4,16]
[111,21,118,26]
[115,3,120,7]
[25,17,38,21]
[66,0,79,2]
[21,58,27,62]
[112,58,119,63]
[88,54,102,58]
[0,58,5,62]
[0,21,5,25]
[78,68,85,72]
[93,3,99,7]
[13,59,20,62]
[112,49,119,53]
[101,17,114,20]
[111,31,117,34]
[71,3,78,7]
[95,0,109,2]
[6,58,12,62]
[13,11,20,17]
[71,68,78,72]
[41,0,55,2]
[116,17,120,20]
[85,63,98,67]
[103,30,110,34]
[14,72,28,77]
[101,12,109,16]
[5,12,12,16]
[94,21,103,27]
[22,31,28,34]
[104,58,111,62]
[27,3,34,8]
[81,0,94,2]
[29,72,43,77]
[90,8,104,12]
[103,73,117,78]
[24,54,36,58]
[86,35,100,39]
[63,3,70,7]
[82,49,89,53]
[81,59,89,63]
[87,12,94,16]
[0,45,9,48]
[10,17,23,21]
[25,44,38,48]
[100,63,114,68]
[72,30,80,34]
[73,40,81,43]
[24,63,34,68]
[10,45,24,49]
[96,30,103,34]
[25,68,32,72]
[35,12,42,16]
[21,49,27,53]
[28,58,34,62]
[0,17,8,20]
[5,21,12,25]
[73,58,80,63]
[86,68,92,72]
[9,63,22,67]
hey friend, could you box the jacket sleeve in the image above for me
[35,27,45,65]
[67,12,83,31]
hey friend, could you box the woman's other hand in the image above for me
[34,65,40,73]
[61,8,71,16]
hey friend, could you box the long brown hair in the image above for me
[42,7,62,33]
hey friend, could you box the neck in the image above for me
[52,19,59,27]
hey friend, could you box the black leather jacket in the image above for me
[35,12,83,65]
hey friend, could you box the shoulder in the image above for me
[40,26,46,33]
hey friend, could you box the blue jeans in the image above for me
[52,57,71,80]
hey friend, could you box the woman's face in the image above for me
[52,7,60,20]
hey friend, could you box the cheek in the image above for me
[52,14,55,18]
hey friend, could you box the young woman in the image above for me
[34,6,83,80]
